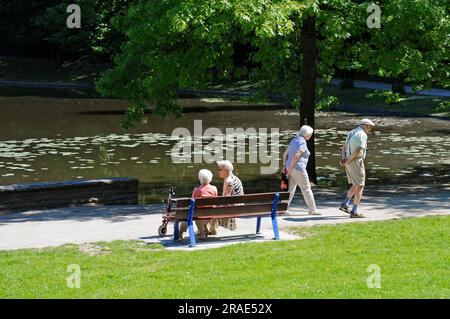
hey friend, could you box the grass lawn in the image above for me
[0,216,448,298]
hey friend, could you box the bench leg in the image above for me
[187,199,196,247]
[271,193,280,240]
[256,216,262,234]
[173,221,179,240]
[271,213,280,240]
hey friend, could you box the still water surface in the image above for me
[0,96,449,203]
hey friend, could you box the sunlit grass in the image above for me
[0,216,448,298]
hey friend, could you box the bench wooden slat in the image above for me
[175,202,288,219]
[195,211,286,220]
[173,192,289,208]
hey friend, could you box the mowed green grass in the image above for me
[0,216,448,298]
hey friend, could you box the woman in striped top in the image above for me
[209,160,243,234]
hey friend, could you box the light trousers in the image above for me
[288,168,318,213]
[179,220,209,238]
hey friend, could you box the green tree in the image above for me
[97,0,448,183]
[357,0,450,92]
[0,0,59,57]
[98,0,363,182]
[35,0,136,63]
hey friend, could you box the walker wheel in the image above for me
[158,225,167,237]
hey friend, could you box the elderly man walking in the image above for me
[339,118,375,218]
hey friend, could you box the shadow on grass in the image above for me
[144,232,271,248]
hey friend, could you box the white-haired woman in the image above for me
[209,160,243,234]
[179,169,218,240]
[217,160,244,197]
[283,125,320,215]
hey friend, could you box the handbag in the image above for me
[280,167,289,190]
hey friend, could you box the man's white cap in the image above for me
[359,118,375,126]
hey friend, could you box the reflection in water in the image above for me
[0,96,449,203]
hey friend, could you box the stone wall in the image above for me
[0,177,138,214]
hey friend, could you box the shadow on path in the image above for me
[0,204,161,225]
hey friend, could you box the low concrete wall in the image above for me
[0,177,138,214]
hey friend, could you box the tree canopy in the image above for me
[97,0,368,127]
[357,0,449,91]
[98,0,449,128]
[36,0,136,61]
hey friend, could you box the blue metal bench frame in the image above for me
[173,192,281,247]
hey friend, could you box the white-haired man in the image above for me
[339,118,375,218]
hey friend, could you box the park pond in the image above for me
[0,95,449,203]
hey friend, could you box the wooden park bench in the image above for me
[171,191,289,247]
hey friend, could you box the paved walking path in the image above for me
[1,185,448,251]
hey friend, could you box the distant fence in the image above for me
[0,177,138,214]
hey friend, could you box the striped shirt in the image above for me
[224,174,244,196]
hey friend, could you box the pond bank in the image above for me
[1,98,449,202]
[1,79,448,119]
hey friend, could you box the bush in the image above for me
[436,100,450,112]
[366,90,408,104]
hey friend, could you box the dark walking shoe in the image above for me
[350,212,365,218]
[339,204,351,214]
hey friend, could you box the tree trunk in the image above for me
[300,14,318,185]
[340,69,354,89]
[51,44,62,67]
[391,77,405,94]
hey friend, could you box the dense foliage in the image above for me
[0,0,59,57]
[97,0,363,127]
[36,0,136,61]
[0,0,136,61]
[97,0,449,127]
[357,0,450,91]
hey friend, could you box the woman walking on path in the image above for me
[283,125,320,215]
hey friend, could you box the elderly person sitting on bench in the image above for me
[208,160,243,235]
[179,169,218,240]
